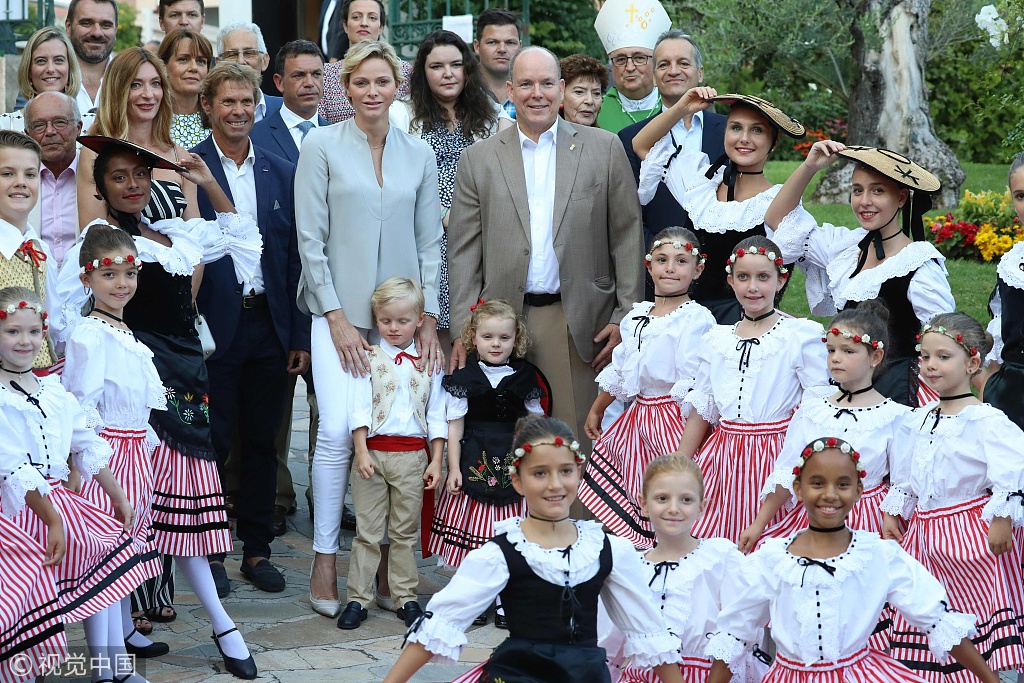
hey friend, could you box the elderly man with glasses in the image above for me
[216,21,283,123]
[594,0,671,133]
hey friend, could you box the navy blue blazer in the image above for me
[191,135,311,360]
[251,109,332,164]
[261,94,284,122]
[618,110,726,246]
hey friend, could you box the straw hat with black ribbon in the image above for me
[836,145,941,277]
[702,94,806,201]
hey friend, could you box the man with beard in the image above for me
[65,0,117,114]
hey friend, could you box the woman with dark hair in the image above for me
[393,29,511,346]
[559,54,607,127]
[158,28,213,148]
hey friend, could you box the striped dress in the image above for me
[882,403,1024,682]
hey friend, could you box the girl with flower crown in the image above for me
[384,416,687,683]
[675,235,829,545]
[632,86,815,324]
[705,436,999,683]
[881,312,1024,682]
[577,226,716,549]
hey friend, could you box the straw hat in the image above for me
[836,145,941,192]
[594,0,671,54]
[78,135,187,173]
[709,94,806,139]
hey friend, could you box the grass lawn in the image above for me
[767,160,1001,324]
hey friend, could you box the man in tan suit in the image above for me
[448,46,644,449]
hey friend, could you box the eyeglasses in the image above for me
[27,118,73,135]
[220,49,263,61]
[610,53,652,67]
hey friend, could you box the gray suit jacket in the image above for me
[294,119,443,329]
[448,118,644,363]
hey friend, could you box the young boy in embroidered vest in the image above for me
[0,131,58,368]
[339,276,446,631]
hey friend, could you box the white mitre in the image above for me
[594,0,672,54]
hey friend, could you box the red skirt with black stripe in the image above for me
[150,443,231,557]
[577,395,686,549]
[0,516,66,683]
[428,491,526,568]
[620,655,712,683]
[80,428,161,582]
[890,496,1024,682]
[764,648,929,683]
[691,417,791,544]
[11,482,148,623]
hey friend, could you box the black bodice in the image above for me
[844,269,920,360]
[999,279,1024,365]
[123,262,198,339]
[441,356,543,423]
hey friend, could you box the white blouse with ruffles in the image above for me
[406,517,680,669]
[681,317,829,426]
[706,531,976,668]
[61,316,167,442]
[596,299,715,404]
[881,403,1024,525]
[767,390,909,498]
[0,375,113,517]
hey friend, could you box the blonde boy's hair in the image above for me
[370,277,424,317]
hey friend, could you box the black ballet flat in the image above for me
[212,627,258,680]
[124,628,169,658]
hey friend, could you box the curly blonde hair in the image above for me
[459,299,530,359]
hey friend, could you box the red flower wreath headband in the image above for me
[645,240,707,265]
[822,327,884,350]
[81,254,140,274]
[792,437,866,483]
[0,300,48,331]
[509,436,584,475]
[725,246,788,275]
[915,324,977,357]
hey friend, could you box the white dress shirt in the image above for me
[518,119,560,294]
[279,105,321,151]
[211,136,263,294]
[348,339,448,442]
[255,91,268,124]
[668,108,704,155]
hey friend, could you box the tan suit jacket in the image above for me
[447,118,643,363]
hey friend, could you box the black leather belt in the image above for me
[523,292,561,307]
[241,293,268,309]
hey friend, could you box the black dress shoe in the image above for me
[337,601,367,629]
[340,504,357,531]
[396,600,424,627]
[272,505,288,536]
[240,558,286,592]
[472,612,488,626]
[211,627,257,679]
[124,629,169,658]
[494,611,508,629]
[209,561,231,598]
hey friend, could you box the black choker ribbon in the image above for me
[742,309,776,322]
[796,556,837,587]
[479,358,509,368]
[837,384,873,403]
[705,153,765,201]
[655,292,689,299]
[528,512,570,524]
[808,524,848,533]
[91,308,124,325]
[0,364,33,375]
[929,393,974,434]
[735,337,761,371]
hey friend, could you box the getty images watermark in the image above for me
[6,652,141,678]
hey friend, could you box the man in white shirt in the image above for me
[448,46,644,450]
[65,0,116,114]
[216,21,283,124]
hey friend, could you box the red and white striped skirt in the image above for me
[450,661,484,683]
[80,427,161,582]
[917,377,938,407]
[428,490,526,568]
[759,482,889,545]
[620,655,712,683]
[765,648,929,683]
[11,482,148,623]
[0,516,66,683]
[691,417,791,544]
[149,443,231,557]
[890,496,1024,682]
[578,395,686,549]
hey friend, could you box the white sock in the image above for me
[175,555,250,660]
[120,598,154,648]
[495,596,504,617]
[83,606,112,682]
[107,608,149,683]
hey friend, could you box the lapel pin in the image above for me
[570,144,576,151]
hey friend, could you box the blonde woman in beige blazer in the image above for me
[294,40,442,620]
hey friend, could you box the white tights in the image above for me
[82,604,147,683]
[175,555,249,659]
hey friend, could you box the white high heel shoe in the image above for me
[309,560,340,618]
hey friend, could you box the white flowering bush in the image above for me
[976,4,1009,47]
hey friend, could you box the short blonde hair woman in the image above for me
[18,26,82,101]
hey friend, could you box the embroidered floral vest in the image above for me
[0,242,56,367]
[367,345,430,435]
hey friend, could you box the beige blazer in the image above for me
[447,118,644,363]
[294,119,443,329]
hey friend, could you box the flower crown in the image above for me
[792,437,866,483]
[725,246,788,275]
[81,254,140,274]
[645,240,707,265]
[915,324,977,357]
[509,436,584,475]
[822,327,884,350]
[0,300,48,331]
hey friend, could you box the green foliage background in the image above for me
[115,4,142,51]
[529,0,604,58]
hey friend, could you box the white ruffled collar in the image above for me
[0,375,70,480]
[804,393,906,431]
[626,299,709,340]
[641,537,736,587]
[78,316,154,359]
[493,516,606,583]
[911,401,1002,439]
[755,529,877,587]
[827,239,945,307]
[997,240,1024,291]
